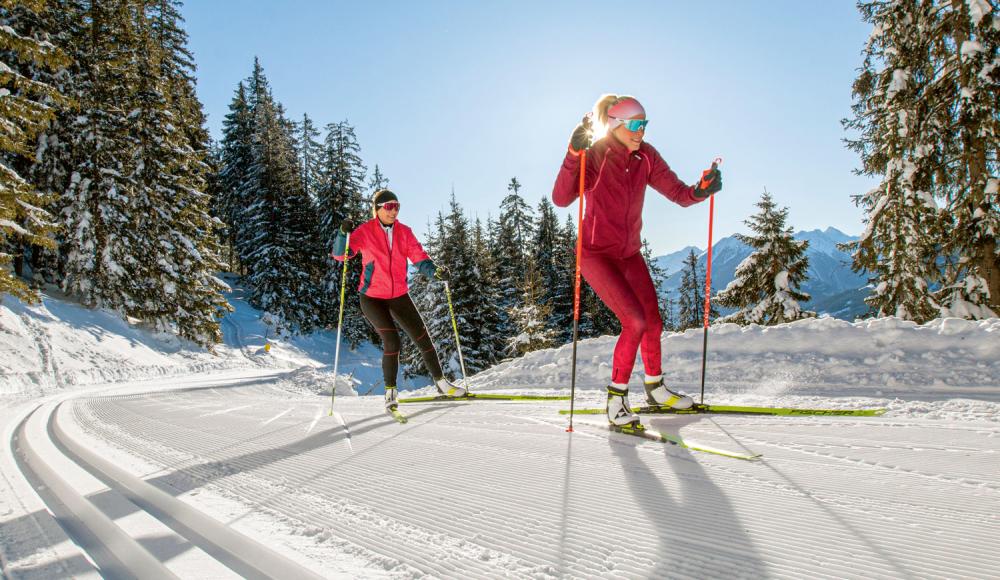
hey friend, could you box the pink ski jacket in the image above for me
[552,136,703,259]
[332,219,435,299]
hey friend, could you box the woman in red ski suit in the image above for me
[552,94,722,426]
[332,189,466,411]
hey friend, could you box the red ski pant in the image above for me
[581,250,662,384]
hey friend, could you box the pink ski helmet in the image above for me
[606,97,646,129]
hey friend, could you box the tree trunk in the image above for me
[982,238,1000,313]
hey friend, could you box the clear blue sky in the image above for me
[181,0,876,256]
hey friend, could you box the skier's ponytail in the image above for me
[593,94,623,130]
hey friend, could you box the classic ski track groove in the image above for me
[61,384,1000,579]
[12,397,325,579]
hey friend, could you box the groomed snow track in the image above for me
[8,375,1000,579]
[10,394,324,579]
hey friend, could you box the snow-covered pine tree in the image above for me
[146,0,207,154]
[367,163,388,193]
[216,82,253,273]
[494,177,535,338]
[715,192,815,325]
[532,196,564,341]
[435,195,493,374]
[930,0,998,317]
[125,1,228,344]
[297,113,323,204]
[506,256,557,356]
[316,119,368,342]
[846,1,953,321]
[204,140,235,270]
[471,215,505,366]
[0,0,69,302]
[58,0,149,312]
[238,59,322,332]
[660,292,678,332]
[13,0,83,287]
[846,0,999,321]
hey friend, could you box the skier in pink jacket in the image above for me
[552,94,722,427]
[333,189,466,410]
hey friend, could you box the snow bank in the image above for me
[0,292,256,399]
[0,280,426,401]
[469,315,1000,400]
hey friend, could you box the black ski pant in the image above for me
[359,293,443,387]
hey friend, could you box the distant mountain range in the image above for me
[653,227,871,320]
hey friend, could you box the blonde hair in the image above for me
[592,93,635,138]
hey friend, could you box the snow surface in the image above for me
[2,285,999,578]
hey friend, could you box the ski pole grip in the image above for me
[698,157,724,189]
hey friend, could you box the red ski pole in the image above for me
[699,158,722,405]
[567,149,586,432]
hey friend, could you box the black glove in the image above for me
[694,166,722,198]
[569,115,593,154]
[434,265,449,281]
[340,218,354,234]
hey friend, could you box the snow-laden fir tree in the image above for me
[471,216,505,365]
[715,192,815,325]
[217,82,251,271]
[367,163,388,194]
[237,59,323,332]
[13,0,83,286]
[494,177,535,337]
[147,0,208,155]
[506,257,557,356]
[0,0,68,302]
[845,0,957,321]
[438,194,493,373]
[532,196,566,343]
[929,0,998,317]
[123,1,230,344]
[297,113,323,204]
[846,0,999,321]
[57,0,147,312]
[316,119,368,341]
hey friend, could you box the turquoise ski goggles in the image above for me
[612,118,649,132]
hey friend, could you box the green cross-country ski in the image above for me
[387,408,408,423]
[562,404,886,417]
[399,393,571,404]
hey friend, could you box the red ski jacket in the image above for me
[332,218,436,299]
[552,136,703,259]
